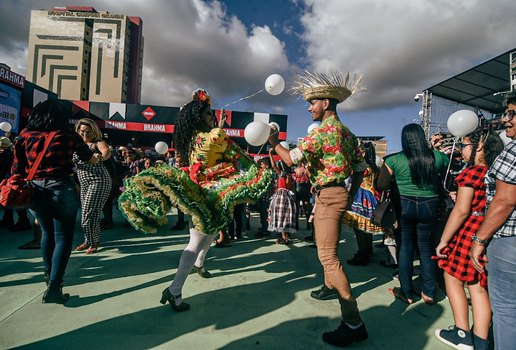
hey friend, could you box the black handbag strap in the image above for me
[26,131,57,181]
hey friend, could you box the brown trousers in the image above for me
[314,186,362,325]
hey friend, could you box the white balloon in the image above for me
[154,141,168,154]
[244,121,271,146]
[265,74,285,96]
[307,122,320,134]
[0,122,12,132]
[280,141,289,149]
[497,129,513,146]
[447,110,478,137]
[268,122,280,132]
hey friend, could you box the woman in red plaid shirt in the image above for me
[12,99,101,304]
[434,130,504,350]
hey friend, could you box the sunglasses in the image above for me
[457,143,473,150]
[503,110,515,122]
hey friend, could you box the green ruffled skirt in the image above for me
[118,164,272,234]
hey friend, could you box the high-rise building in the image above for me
[26,6,143,103]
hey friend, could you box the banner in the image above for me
[0,82,22,133]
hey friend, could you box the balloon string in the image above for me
[255,130,279,156]
[443,137,458,193]
[224,89,264,108]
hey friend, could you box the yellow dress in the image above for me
[342,167,384,234]
[119,128,272,234]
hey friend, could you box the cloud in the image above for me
[0,0,290,108]
[300,0,516,111]
[0,0,34,72]
[1,0,515,141]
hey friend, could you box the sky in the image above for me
[1,0,516,152]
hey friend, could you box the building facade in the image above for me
[26,6,143,103]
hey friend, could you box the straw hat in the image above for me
[0,137,12,149]
[291,68,365,103]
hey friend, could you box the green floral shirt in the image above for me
[291,115,365,187]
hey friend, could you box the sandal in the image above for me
[75,242,90,251]
[86,245,99,254]
[388,287,414,304]
[214,240,231,248]
[421,292,435,305]
[276,238,289,245]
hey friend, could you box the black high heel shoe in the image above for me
[160,288,190,312]
[192,265,211,278]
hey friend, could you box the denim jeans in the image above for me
[487,236,516,350]
[399,195,439,299]
[29,177,80,286]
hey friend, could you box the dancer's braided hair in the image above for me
[361,141,378,175]
[466,131,482,167]
[173,89,215,166]
[465,129,504,167]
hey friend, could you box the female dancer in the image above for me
[74,118,112,254]
[268,149,297,244]
[434,130,503,350]
[119,89,272,311]
[344,142,384,266]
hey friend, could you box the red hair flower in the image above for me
[192,89,211,105]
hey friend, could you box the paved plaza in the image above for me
[0,208,456,349]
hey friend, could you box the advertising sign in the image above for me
[0,82,22,133]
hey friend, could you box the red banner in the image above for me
[223,128,287,140]
[102,120,175,133]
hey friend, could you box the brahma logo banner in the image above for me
[142,106,156,121]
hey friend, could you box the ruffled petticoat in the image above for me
[119,162,272,234]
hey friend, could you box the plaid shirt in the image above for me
[485,140,516,238]
[13,129,93,179]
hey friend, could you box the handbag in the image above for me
[0,132,56,208]
[91,141,116,177]
[370,191,397,229]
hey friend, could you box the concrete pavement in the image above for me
[0,208,455,349]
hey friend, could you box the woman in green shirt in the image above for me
[378,124,449,304]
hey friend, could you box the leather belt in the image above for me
[314,181,346,192]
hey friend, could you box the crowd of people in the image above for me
[1,71,515,350]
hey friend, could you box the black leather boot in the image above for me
[42,284,69,304]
